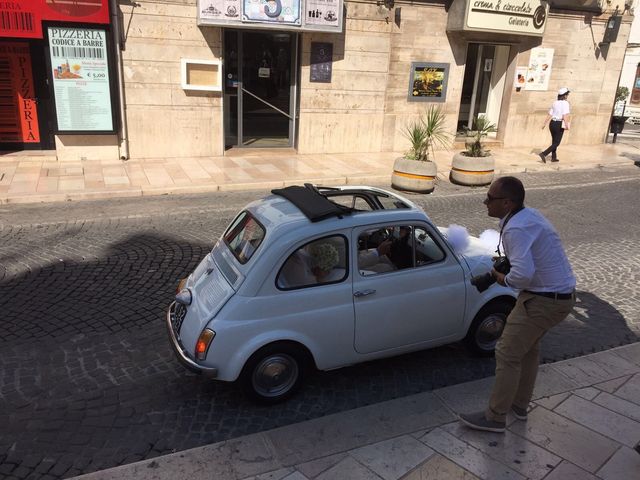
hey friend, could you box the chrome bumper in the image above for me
[166,302,218,378]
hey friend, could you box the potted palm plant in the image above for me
[391,105,449,193]
[450,115,497,186]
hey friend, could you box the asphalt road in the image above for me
[0,166,639,479]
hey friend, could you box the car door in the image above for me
[352,223,467,354]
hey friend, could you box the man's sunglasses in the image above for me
[485,193,507,202]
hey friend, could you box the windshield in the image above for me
[223,211,265,264]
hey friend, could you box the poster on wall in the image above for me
[48,26,114,132]
[242,0,301,25]
[514,66,527,91]
[305,0,340,27]
[524,47,554,91]
[0,42,40,143]
[199,0,241,23]
[310,42,332,83]
[407,62,449,102]
[0,0,109,39]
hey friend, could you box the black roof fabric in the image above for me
[271,184,353,222]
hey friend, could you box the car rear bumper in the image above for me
[166,302,218,378]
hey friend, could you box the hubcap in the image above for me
[476,313,506,351]
[252,354,299,398]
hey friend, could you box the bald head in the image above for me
[494,176,525,208]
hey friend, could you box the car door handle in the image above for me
[354,289,376,298]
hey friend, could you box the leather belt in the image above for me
[525,290,574,300]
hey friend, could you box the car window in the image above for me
[358,225,444,276]
[327,194,373,211]
[415,227,445,265]
[277,235,348,289]
[223,211,265,264]
[376,195,409,210]
[358,226,413,275]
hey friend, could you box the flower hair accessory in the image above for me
[309,243,339,271]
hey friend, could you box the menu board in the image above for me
[310,42,332,83]
[48,27,114,132]
[524,47,554,91]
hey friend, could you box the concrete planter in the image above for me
[450,152,494,186]
[391,157,437,193]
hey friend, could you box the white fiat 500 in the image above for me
[166,185,516,403]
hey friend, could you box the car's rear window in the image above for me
[223,211,265,264]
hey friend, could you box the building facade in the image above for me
[0,0,632,161]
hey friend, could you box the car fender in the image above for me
[219,329,321,382]
[465,286,517,329]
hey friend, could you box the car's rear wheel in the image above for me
[239,342,309,404]
[464,300,513,356]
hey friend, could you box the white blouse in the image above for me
[548,100,570,121]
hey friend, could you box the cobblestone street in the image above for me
[0,167,639,479]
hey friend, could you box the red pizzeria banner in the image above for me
[0,42,40,143]
[0,0,109,39]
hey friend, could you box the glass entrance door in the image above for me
[224,30,297,148]
[457,43,509,132]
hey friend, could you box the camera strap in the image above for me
[496,206,524,256]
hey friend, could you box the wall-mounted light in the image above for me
[602,12,622,44]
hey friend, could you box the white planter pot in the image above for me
[391,157,437,193]
[450,152,495,186]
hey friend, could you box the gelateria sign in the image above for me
[449,0,548,36]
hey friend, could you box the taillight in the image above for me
[195,329,216,360]
[176,278,187,294]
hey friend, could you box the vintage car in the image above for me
[166,185,516,403]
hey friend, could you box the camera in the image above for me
[470,256,511,292]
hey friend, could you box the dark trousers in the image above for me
[541,120,564,161]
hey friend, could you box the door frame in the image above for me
[460,42,510,132]
[223,29,299,149]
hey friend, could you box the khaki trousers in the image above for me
[486,291,575,422]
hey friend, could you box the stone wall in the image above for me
[297,2,392,153]
[120,0,223,159]
[503,12,632,147]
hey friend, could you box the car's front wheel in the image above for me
[464,300,513,356]
[239,342,309,404]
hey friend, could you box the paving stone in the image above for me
[350,435,435,480]
[400,454,480,480]
[295,453,347,478]
[440,422,560,479]
[594,375,633,394]
[315,456,381,480]
[614,373,640,407]
[534,392,571,410]
[541,460,600,480]
[242,467,296,480]
[507,407,619,473]
[596,446,640,480]
[593,391,640,423]
[573,387,600,400]
[553,394,640,447]
[420,428,525,480]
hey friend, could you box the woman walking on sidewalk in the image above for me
[539,87,571,163]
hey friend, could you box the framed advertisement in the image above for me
[242,0,301,25]
[407,62,449,102]
[310,42,332,83]
[0,0,109,39]
[47,26,116,133]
